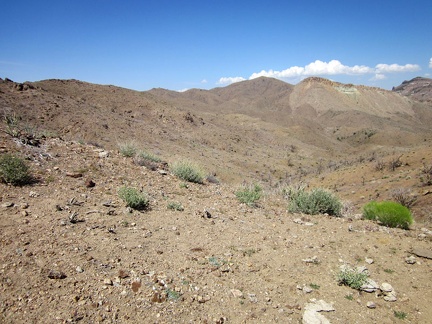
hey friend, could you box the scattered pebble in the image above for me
[2,202,14,208]
[405,255,416,264]
[85,179,95,188]
[366,301,376,309]
[47,270,67,279]
[230,289,243,298]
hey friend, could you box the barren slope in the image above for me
[1,131,432,323]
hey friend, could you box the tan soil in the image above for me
[1,133,431,323]
[0,76,432,323]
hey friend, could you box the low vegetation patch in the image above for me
[167,201,184,211]
[363,201,413,230]
[118,142,137,157]
[134,151,161,170]
[118,186,149,210]
[286,187,342,216]
[420,163,432,186]
[0,154,33,186]
[394,311,407,320]
[170,160,205,184]
[137,151,161,163]
[391,188,416,208]
[235,184,262,207]
[337,266,369,290]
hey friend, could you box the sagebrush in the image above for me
[235,184,262,207]
[118,186,149,210]
[118,142,137,157]
[363,201,413,230]
[286,187,342,216]
[170,160,205,184]
[0,154,32,186]
[337,266,369,290]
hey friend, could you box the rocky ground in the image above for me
[1,132,432,323]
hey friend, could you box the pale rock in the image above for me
[302,256,319,264]
[302,299,335,324]
[405,255,416,264]
[303,286,313,294]
[361,279,379,293]
[2,202,14,208]
[230,289,243,298]
[380,283,393,292]
[29,191,39,198]
[99,151,109,158]
[365,258,374,264]
[366,301,376,309]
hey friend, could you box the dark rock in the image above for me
[85,179,95,188]
[47,270,67,279]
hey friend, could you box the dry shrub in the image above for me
[391,188,417,208]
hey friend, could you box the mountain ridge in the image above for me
[1,76,431,185]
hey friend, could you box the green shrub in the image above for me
[363,201,413,229]
[287,187,342,216]
[118,186,149,210]
[118,142,137,157]
[337,266,369,290]
[235,184,262,207]
[137,151,161,163]
[167,201,184,211]
[0,154,32,185]
[170,160,205,184]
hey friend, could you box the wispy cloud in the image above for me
[370,73,387,81]
[0,60,28,66]
[429,57,432,68]
[218,59,422,85]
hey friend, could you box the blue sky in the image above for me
[1,1,431,91]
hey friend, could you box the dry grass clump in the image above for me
[118,141,137,157]
[391,188,417,208]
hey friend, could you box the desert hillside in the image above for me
[0,76,432,323]
[393,76,432,102]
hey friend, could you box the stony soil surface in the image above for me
[1,134,431,323]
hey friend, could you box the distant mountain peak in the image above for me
[393,76,432,102]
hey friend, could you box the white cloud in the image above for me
[218,59,423,86]
[248,60,373,81]
[375,63,420,73]
[429,58,432,68]
[201,79,208,84]
[304,60,373,75]
[217,76,246,85]
[370,73,387,81]
[177,88,189,92]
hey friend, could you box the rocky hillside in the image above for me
[1,129,432,323]
[393,77,432,102]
